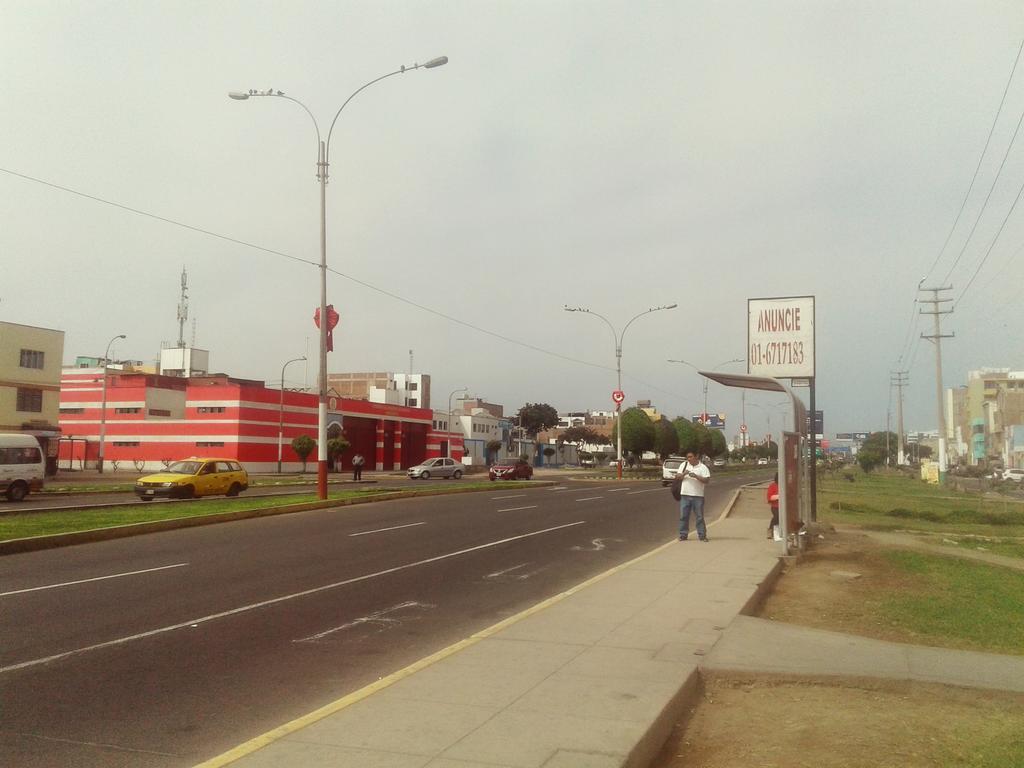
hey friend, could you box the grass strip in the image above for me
[878,550,1024,655]
[0,482,514,541]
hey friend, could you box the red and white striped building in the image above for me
[58,368,463,473]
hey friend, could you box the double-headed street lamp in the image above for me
[278,356,307,474]
[564,304,677,478]
[667,357,744,424]
[229,55,448,500]
[447,387,468,459]
[97,333,126,474]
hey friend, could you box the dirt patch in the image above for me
[650,529,1024,767]
[651,673,1024,768]
[756,528,1024,653]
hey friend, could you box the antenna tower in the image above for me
[177,267,189,349]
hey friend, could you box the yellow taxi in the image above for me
[134,458,249,501]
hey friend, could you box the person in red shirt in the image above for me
[766,473,780,540]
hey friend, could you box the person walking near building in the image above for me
[352,452,365,481]
[766,472,780,540]
[678,451,711,541]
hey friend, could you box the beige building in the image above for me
[0,321,65,470]
[327,372,431,409]
[948,368,1024,466]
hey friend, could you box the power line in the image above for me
[0,166,320,270]
[924,38,1024,284]
[1,164,691,402]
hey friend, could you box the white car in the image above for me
[661,456,685,486]
[757,457,769,466]
[1004,468,1024,483]
[407,457,464,480]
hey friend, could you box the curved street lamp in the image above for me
[447,387,468,459]
[564,304,677,478]
[278,356,307,474]
[97,333,127,474]
[229,55,448,499]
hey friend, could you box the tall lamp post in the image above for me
[97,333,126,474]
[564,304,677,479]
[667,358,744,423]
[447,387,468,459]
[278,356,307,474]
[230,55,448,500]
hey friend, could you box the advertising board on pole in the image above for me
[747,296,815,379]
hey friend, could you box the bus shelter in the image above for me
[699,371,810,555]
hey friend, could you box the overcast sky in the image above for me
[3,1,1022,439]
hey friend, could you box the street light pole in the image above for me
[278,356,307,474]
[230,55,448,500]
[97,333,126,474]
[565,304,677,479]
[447,387,468,459]
[667,358,744,424]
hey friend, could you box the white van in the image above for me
[0,433,46,501]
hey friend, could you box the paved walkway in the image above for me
[196,486,1024,768]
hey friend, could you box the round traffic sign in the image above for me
[740,424,748,433]
[611,390,625,404]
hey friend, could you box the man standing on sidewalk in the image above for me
[678,451,711,541]
[351,452,365,482]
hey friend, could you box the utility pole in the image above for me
[891,371,908,466]
[920,286,954,482]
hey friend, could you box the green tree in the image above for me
[708,429,727,458]
[857,448,884,473]
[861,431,898,466]
[653,417,680,459]
[291,434,316,472]
[611,407,657,456]
[326,437,350,470]
[559,425,605,447]
[672,417,700,455]
[486,439,503,464]
[692,422,714,457]
[516,403,560,436]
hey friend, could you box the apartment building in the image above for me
[0,321,65,472]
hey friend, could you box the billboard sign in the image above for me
[692,413,726,429]
[836,432,869,441]
[747,296,815,379]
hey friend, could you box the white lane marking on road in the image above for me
[294,601,433,643]
[606,488,630,493]
[574,496,604,502]
[349,522,425,537]
[0,520,587,675]
[546,486,568,491]
[571,538,623,552]
[627,488,664,495]
[491,494,526,500]
[485,563,529,579]
[496,505,538,513]
[0,563,189,597]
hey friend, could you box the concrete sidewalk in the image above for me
[198,487,1024,768]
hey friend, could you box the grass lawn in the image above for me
[879,549,1024,655]
[0,482,510,541]
[818,471,1024,544]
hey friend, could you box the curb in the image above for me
[0,481,557,556]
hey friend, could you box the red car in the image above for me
[489,458,533,481]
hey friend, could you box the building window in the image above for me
[115,407,140,414]
[148,408,171,417]
[19,349,45,369]
[16,388,43,412]
[197,406,226,414]
[409,398,418,407]
[113,441,140,447]
[60,407,85,414]
[409,382,418,391]
[196,441,225,447]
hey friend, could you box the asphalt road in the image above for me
[0,473,762,767]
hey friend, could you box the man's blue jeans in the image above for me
[679,495,706,540]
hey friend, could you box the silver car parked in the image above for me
[407,457,465,480]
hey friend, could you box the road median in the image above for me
[0,481,555,556]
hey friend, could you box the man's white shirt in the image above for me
[679,461,710,497]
